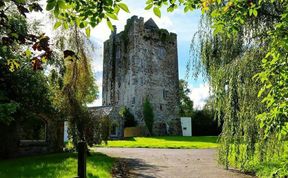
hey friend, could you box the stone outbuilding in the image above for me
[0,114,64,159]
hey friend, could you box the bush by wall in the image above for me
[119,106,137,128]
[143,98,154,136]
[191,110,221,136]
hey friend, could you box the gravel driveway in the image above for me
[96,148,254,178]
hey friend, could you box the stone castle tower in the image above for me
[102,16,180,136]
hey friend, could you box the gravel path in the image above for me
[96,148,254,178]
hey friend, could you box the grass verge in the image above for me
[99,136,219,149]
[0,152,114,178]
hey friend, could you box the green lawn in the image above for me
[100,136,219,149]
[0,152,114,178]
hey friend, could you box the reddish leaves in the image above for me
[30,34,52,70]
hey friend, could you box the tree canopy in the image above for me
[179,79,193,117]
[1,0,287,175]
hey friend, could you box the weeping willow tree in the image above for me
[190,3,287,177]
[52,25,98,147]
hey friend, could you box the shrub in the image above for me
[143,98,154,136]
[191,109,221,136]
[119,106,137,128]
[85,114,111,146]
[64,140,75,152]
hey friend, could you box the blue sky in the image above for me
[87,0,210,108]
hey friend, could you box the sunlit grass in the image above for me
[99,136,219,149]
[0,152,114,178]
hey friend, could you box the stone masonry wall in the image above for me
[102,16,180,136]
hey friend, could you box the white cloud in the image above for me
[189,83,211,109]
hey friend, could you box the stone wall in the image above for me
[102,16,181,136]
[0,118,64,159]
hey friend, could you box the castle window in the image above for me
[132,97,135,104]
[110,123,118,137]
[116,48,121,60]
[158,47,166,60]
[133,78,137,84]
[163,90,168,99]
[116,91,120,101]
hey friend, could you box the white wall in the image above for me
[64,121,69,142]
[181,117,192,136]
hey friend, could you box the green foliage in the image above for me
[0,66,61,158]
[179,79,193,116]
[144,0,288,175]
[186,1,288,176]
[100,116,111,145]
[99,136,219,149]
[0,1,286,175]
[0,67,58,123]
[0,152,115,178]
[119,106,137,128]
[0,9,64,157]
[52,25,99,146]
[0,2,52,71]
[85,115,111,146]
[64,140,75,152]
[118,3,130,13]
[253,7,288,140]
[192,109,221,136]
[0,102,19,125]
[153,7,161,17]
[46,0,130,33]
[143,98,154,136]
[226,142,288,177]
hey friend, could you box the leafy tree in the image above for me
[143,98,154,136]
[46,0,130,32]
[53,25,98,147]
[0,1,52,72]
[179,79,193,116]
[1,0,286,175]
[0,2,67,158]
[0,10,58,124]
[145,0,288,141]
[140,1,288,175]
[182,1,285,175]
[119,106,137,128]
[0,65,60,158]
[191,109,221,136]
